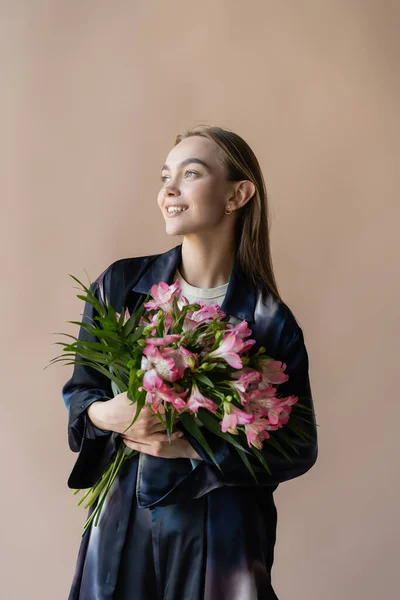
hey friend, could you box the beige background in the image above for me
[1,1,399,598]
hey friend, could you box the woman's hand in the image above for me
[87,393,183,443]
[121,433,203,460]
[87,393,203,459]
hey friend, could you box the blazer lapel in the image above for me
[131,243,257,325]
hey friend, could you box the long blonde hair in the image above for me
[174,124,282,303]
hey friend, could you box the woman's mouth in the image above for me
[165,206,188,218]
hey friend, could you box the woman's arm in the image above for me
[61,275,191,488]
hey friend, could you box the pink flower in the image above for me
[144,280,181,314]
[144,389,188,413]
[244,418,271,449]
[141,369,189,413]
[220,404,255,434]
[244,418,280,449]
[225,320,252,339]
[145,334,181,346]
[261,360,289,385]
[139,312,173,337]
[177,295,190,310]
[276,394,298,425]
[142,368,166,391]
[207,332,246,369]
[115,307,131,324]
[182,302,226,332]
[246,384,282,424]
[142,345,181,382]
[229,368,263,403]
[141,344,196,382]
[186,381,218,414]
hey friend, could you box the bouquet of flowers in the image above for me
[50,275,314,534]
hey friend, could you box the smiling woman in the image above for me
[62,124,318,600]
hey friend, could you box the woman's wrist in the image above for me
[87,400,112,431]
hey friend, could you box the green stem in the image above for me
[93,448,127,526]
[77,459,114,508]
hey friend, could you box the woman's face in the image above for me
[157,136,235,237]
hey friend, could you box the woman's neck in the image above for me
[179,236,236,288]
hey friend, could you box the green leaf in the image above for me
[75,294,106,318]
[294,401,314,413]
[71,340,124,352]
[251,447,272,475]
[234,446,259,482]
[275,430,300,455]
[195,373,215,388]
[123,316,139,337]
[67,359,128,390]
[266,436,293,462]
[196,410,252,455]
[165,407,175,441]
[52,332,79,342]
[128,324,145,344]
[179,412,222,472]
[295,415,315,426]
[128,368,138,399]
[68,274,94,298]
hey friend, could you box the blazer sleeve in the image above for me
[61,269,118,489]
[186,327,318,487]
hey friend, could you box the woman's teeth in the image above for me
[167,206,188,214]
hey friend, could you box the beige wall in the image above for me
[1,1,399,598]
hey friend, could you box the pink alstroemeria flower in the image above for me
[159,346,198,375]
[225,320,252,339]
[186,381,218,414]
[244,418,271,449]
[141,369,188,413]
[182,302,226,332]
[220,405,254,434]
[115,307,131,325]
[207,332,246,369]
[144,280,181,314]
[140,311,174,337]
[261,360,289,385]
[145,334,181,346]
[144,389,189,413]
[177,294,190,310]
[244,418,280,449]
[246,384,282,424]
[141,344,196,382]
[142,345,181,382]
[276,394,298,425]
[229,368,263,403]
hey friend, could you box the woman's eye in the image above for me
[160,170,197,183]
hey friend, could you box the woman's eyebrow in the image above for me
[161,158,212,173]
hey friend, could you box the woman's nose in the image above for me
[164,186,180,197]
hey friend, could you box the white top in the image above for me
[174,268,229,306]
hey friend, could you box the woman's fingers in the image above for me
[122,430,184,443]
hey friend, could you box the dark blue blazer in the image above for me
[62,243,318,508]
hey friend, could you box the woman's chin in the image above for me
[165,222,188,236]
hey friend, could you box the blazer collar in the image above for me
[132,243,257,323]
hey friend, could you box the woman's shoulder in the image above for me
[90,251,161,307]
[257,285,306,350]
[93,252,158,286]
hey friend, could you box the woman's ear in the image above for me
[232,180,256,211]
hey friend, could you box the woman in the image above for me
[62,125,318,599]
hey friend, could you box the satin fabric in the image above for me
[62,243,318,598]
[70,455,279,600]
